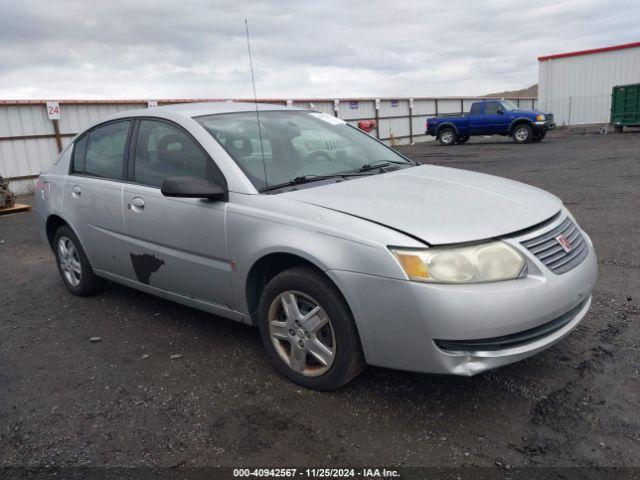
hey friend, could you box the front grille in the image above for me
[521,216,588,274]
[435,298,588,352]
[546,113,554,123]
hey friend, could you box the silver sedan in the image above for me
[33,102,597,390]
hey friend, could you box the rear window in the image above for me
[71,135,87,174]
[71,120,130,180]
[470,103,481,115]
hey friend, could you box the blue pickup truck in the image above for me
[426,99,555,145]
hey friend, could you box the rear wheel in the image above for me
[438,128,458,146]
[258,266,365,390]
[615,125,624,133]
[512,124,533,143]
[53,226,104,296]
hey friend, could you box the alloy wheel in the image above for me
[58,236,82,287]
[515,126,529,142]
[441,131,454,144]
[268,290,336,377]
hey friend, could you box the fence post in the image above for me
[374,99,380,140]
[52,120,63,153]
[409,98,414,144]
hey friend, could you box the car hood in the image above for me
[512,109,547,116]
[281,165,562,245]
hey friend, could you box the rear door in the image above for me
[467,102,484,134]
[121,118,233,308]
[64,120,132,278]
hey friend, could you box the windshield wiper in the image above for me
[259,173,365,193]
[352,159,415,173]
[259,159,413,193]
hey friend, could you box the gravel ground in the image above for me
[1,128,638,472]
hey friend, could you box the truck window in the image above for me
[484,102,501,115]
[470,103,482,115]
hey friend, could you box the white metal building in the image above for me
[538,41,640,125]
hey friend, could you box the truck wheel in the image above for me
[457,135,470,144]
[438,128,457,146]
[512,124,533,144]
[615,125,623,133]
[258,266,365,390]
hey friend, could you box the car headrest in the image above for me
[157,134,191,163]
[226,136,253,157]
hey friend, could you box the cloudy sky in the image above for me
[1,0,638,100]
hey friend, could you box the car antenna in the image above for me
[244,19,268,190]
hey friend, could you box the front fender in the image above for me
[508,117,534,133]
[225,194,425,315]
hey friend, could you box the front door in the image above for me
[482,101,510,134]
[121,118,233,309]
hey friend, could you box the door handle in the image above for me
[130,197,145,211]
[71,185,82,197]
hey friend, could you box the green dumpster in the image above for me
[611,83,640,132]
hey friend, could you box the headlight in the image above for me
[390,241,526,284]
[536,114,545,121]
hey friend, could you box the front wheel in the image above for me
[258,266,365,390]
[438,128,458,146]
[512,124,533,143]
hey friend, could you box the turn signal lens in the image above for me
[390,241,526,284]
[536,114,545,121]
[395,252,430,280]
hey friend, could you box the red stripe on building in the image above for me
[538,41,640,61]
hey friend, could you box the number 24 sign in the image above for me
[46,101,61,120]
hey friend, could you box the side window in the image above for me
[81,120,130,179]
[484,102,501,115]
[71,135,88,174]
[469,103,481,115]
[133,120,223,188]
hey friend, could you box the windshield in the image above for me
[500,100,520,111]
[195,110,414,191]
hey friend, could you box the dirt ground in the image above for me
[1,128,639,474]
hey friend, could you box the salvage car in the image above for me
[33,102,597,390]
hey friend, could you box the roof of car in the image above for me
[154,101,303,117]
[100,101,307,126]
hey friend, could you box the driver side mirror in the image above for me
[496,109,504,115]
[161,176,226,201]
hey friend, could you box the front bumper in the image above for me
[533,120,555,131]
[328,221,597,376]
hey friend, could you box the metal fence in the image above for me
[0,96,537,194]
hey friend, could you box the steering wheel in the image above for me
[303,151,333,163]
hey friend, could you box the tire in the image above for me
[457,135,470,144]
[53,225,105,296]
[257,266,365,390]
[438,128,458,146]
[512,124,533,144]
[532,131,546,142]
[615,125,624,133]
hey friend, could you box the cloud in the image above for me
[0,0,638,99]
